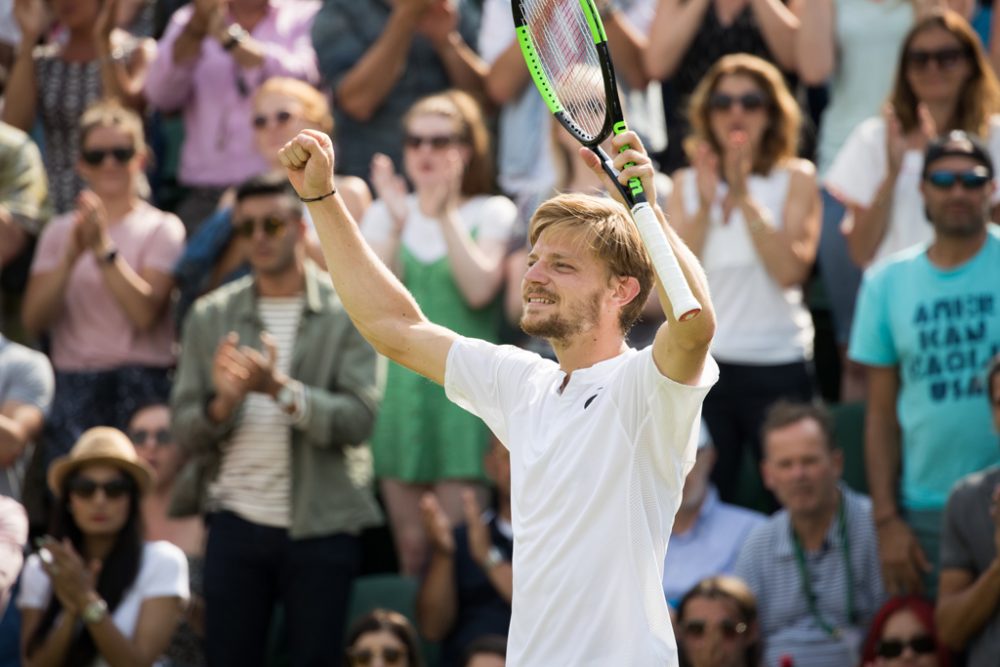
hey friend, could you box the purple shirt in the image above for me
[144,0,320,188]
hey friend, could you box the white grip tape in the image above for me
[630,202,701,321]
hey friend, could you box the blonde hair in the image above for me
[79,99,146,156]
[403,90,495,196]
[254,77,335,135]
[685,54,800,174]
[528,193,653,333]
[78,99,150,198]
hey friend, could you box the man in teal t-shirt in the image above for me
[849,131,1000,598]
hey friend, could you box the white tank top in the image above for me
[681,166,814,364]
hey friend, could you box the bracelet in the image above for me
[299,188,337,203]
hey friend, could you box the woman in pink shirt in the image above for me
[23,100,185,471]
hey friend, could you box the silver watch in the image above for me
[276,382,297,414]
[81,597,108,624]
[484,545,505,570]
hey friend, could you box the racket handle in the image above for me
[630,203,701,322]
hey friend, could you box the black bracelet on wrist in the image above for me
[299,188,337,203]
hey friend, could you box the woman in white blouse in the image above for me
[667,53,820,508]
[19,427,188,667]
[826,9,1000,269]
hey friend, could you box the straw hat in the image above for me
[48,427,154,497]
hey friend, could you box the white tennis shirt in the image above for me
[445,338,719,666]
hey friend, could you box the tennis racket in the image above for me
[512,0,701,321]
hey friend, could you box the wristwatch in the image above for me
[484,545,506,570]
[99,246,119,265]
[81,597,108,625]
[222,24,249,51]
[276,380,303,416]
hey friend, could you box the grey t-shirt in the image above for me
[941,465,1000,667]
[0,336,54,498]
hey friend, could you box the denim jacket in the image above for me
[169,261,383,538]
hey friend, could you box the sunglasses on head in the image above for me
[925,168,991,189]
[708,92,769,113]
[233,215,290,238]
[681,618,748,640]
[346,647,405,666]
[252,110,294,130]
[906,47,968,70]
[876,635,936,658]
[81,146,136,166]
[129,428,172,448]
[403,134,461,150]
[68,476,133,500]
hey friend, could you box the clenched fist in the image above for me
[278,130,338,201]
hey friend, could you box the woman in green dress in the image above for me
[363,90,518,575]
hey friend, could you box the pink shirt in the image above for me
[31,201,186,372]
[144,0,320,187]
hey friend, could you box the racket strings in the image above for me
[520,0,608,141]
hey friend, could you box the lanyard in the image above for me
[790,492,855,638]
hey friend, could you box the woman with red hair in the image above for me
[859,596,951,667]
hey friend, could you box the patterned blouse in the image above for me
[34,38,142,214]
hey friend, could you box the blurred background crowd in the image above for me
[0,0,999,665]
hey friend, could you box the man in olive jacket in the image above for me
[170,174,382,666]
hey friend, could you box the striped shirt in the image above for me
[211,297,303,528]
[734,485,885,667]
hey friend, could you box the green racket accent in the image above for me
[516,26,563,115]
[580,0,607,44]
[612,120,644,198]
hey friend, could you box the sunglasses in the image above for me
[233,215,290,238]
[346,647,405,666]
[252,110,294,130]
[925,168,991,190]
[681,618,748,641]
[876,635,936,658]
[129,428,172,448]
[68,476,133,500]
[906,47,968,70]
[403,134,461,150]
[81,146,136,166]
[708,92,769,113]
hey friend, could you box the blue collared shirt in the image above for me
[663,486,765,605]
[735,485,885,667]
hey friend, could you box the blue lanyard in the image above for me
[790,493,855,638]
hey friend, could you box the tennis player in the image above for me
[279,128,718,666]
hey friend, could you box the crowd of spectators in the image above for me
[0,0,998,665]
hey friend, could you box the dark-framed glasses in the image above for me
[707,92,769,113]
[81,146,137,166]
[906,47,968,70]
[252,110,295,129]
[345,646,405,666]
[875,634,936,658]
[233,215,290,238]
[68,476,133,500]
[403,134,461,150]
[925,167,991,190]
[129,428,172,448]
[681,618,748,640]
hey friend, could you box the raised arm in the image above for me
[334,0,428,122]
[2,0,47,131]
[599,2,650,90]
[579,132,716,386]
[739,160,820,287]
[279,130,458,385]
[793,0,835,85]
[749,0,800,72]
[644,0,712,81]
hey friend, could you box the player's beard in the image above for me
[520,288,603,345]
